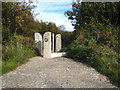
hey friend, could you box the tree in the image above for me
[2,2,40,39]
[65,2,119,52]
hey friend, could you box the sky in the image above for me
[32,0,74,31]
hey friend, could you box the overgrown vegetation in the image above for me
[2,34,36,74]
[2,1,120,87]
[2,2,38,75]
[65,2,120,87]
[2,2,73,74]
[66,38,120,86]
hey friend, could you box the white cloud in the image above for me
[32,1,74,31]
[43,5,71,11]
[35,12,74,31]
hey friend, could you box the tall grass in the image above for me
[2,34,36,74]
[66,38,120,87]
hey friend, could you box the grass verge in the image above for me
[66,38,120,87]
[2,34,36,75]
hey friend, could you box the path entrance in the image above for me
[35,32,66,58]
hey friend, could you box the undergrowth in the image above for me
[2,34,36,75]
[66,38,120,87]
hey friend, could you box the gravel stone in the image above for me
[1,56,118,88]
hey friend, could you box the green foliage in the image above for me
[68,38,119,87]
[68,38,97,63]
[39,21,75,47]
[60,31,75,47]
[2,2,73,48]
[2,34,35,74]
[2,2,40,38]
[65,2,119,52]
[65,3,120,86]
[2,2,73,75]
[66,2,120,28]
[93,56,119,86]
[39,22,59,35]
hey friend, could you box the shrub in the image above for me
[2,34,36,74]
[67,38,119,87]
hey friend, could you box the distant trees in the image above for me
[2,2,74,47]
[38,21,74,47]
[2,2,41,42]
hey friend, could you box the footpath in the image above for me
[1,56,117,88]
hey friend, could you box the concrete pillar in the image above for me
[34,33,42,56]
[55,34,62,52]
[43,32,51,58]
[52,33,54,53]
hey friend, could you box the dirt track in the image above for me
[1,56,117,88]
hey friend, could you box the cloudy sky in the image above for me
[32,0,74,31]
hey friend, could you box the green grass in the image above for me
[94,57,119,86]
[68,49,119,87]
[2,34,36,75]
[2,61,18,74]
[66,38,120,87]
[2,46,35,75]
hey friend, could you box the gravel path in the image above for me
[1,56,118,88]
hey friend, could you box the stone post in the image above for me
[34,33,42,56]
[43,32,51,58]
[55,34,61,52]
[52,33,54,53]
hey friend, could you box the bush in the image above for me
[67,38,120,87]
[95,57,119,86]
[2,34,36,74]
